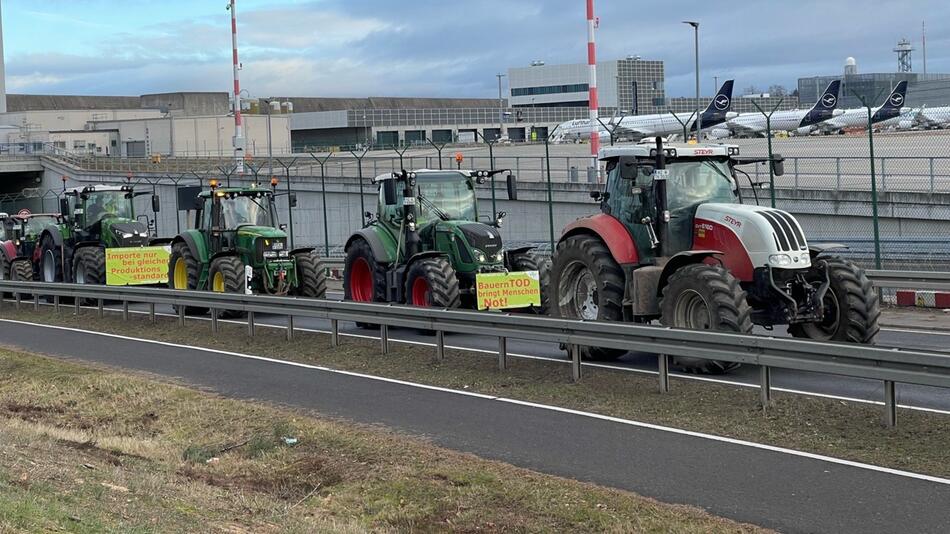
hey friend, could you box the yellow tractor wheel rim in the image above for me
[212,271,225,293]
[173,258,189,289]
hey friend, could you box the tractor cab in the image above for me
[194,183,288,265]
[59,185,159,247]
[3,213,62,261]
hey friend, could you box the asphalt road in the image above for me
[0,320,947,534]
[104,294,950,414]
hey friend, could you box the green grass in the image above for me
[0,348,765,533]
[2,305,950,481]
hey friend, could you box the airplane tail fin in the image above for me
[810,80,841,113]
[879,81,908,112]
[693,80,734,130]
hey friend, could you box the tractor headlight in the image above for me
[493,252,504,262]
[474,250,487,263]
[769,254,793,267]
[263,251,278,259]
[278,250,290,258]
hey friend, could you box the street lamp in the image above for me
[261,98,274,178]
[683,21,701,141]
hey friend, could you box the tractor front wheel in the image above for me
[39,234,64,284]
[168,242,209,315]
[659,264,752,374]
[72,247,105,305]
[209,256,247,319]
[788,257,880,343]
[405,257,461,309]
[507,251,551,315]
[344,238,388,328]
[551,234,626,361]
[293,251,327,299]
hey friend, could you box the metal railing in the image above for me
[1,279,948,428]
[867,270,950,291]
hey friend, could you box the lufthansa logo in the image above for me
[890,93,904,106]
[714,95,730,110]
[821,94,837,107]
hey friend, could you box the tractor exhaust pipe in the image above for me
[401,170,421,258]
[653,137,670,258]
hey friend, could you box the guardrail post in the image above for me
[287,315,295,341]
[15,292,21,310]
[53,295,60,313]
[883,380,896,428]
[98,299,104,318]
[760,366,772,407]
[149,303,156,323]
[498,337,508,371]
[122,300,130,321]
[73,297,80,316]
[211,311,219,334]
[33,294,39,311]
[330,319,339,347]
[658,354,670,393]
[570,344,582,382]
[380,324,390,354]
[178,305,185,326]
[247,311,256,337]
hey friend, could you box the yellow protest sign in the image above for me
[106,246,171,286]
[475,271,541,310]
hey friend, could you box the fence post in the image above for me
[883,380,896,427]
[658,354,670,393]
[760,366,772,407]
[498,337,508,371]
[835,157,841,190]
[929,157,935,193]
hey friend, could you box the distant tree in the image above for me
[791,88,800,98]
[768,85,788,97]
[743,85,760,96]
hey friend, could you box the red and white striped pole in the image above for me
[230,0,245,174]
[586,0,599,179]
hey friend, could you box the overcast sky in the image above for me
[3,0,948,99]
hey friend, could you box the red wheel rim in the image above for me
[350,258,373,302]
[411,277,430,306]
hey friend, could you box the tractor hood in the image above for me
[235,225,286,240]
[102,218,150,247]
[694,203,811,270]
[455,222,504,259]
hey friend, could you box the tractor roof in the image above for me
[199,186,274,197]
[599,143,739,160]
[65,185,132,195]
[371,169,469,183]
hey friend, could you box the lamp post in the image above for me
[496,73,507,141]
[683,21,701,141]
[261,98,274,179]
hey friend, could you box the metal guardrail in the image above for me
[867,270,950,291]
[1,280,949,428]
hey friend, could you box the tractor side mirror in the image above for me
[506,174,518,200]
[383,179,398,206]
[151,194,161,213]
[60,198,69,218]
[494,211,507,228]
[771,155,785,176]
[288,193,298,208]
[193,197,203,210]
[279,223,288,231]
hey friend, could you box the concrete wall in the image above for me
[0,109,163,134]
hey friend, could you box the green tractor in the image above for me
[343,169,547,316]
[37,185,166,286]
[168,180,326,317]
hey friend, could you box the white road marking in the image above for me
[2,317,949,487]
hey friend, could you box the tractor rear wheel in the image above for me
[405,257,461,309]
[507,251,550,315]
[344,238,387,328]
[72,247,105,305]
[38,233,65,302]
[788,257,880,343]
[659,264,752,374]
[551,234,626,361]
[293,251,327,299]
[209,256,247,319]
[168,242,209,315]
[10,259,33,283]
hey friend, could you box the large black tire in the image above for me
[0,253,9,282]
[507,251,551,315]
[168,242,209,315]
[72,247,105,305]
[550,234,626,361]
[10,259,33,283]
[209,256,247,319]
[788,257,880,343]
[293,251,327,299]
[404,257,461,309]
[659,264,752,374]
[38,233,65,302]
[344,238,388,328]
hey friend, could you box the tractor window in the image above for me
[219,195,273,229]
[198,199,211,230]
[84,191,133,225]
[415,174,476,222]
[606,159,654,223]
[22,216,58,237]
[665,160,737,213]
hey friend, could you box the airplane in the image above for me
[914,106,950,129]
[876,106,921,131]
[549,80,736,143]
[717,80,843,138]
[813,81,909,134]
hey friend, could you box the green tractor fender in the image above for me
[149,237,174,247]
[172,232,211,266]
[289,245,316,256]
[345,227,398,264]
[503,246,535,265]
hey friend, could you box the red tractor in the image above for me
[0,212,63,282]
[550,140,879,373]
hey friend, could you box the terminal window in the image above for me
[512,83,589,97]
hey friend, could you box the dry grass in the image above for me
[0,347,767,533]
